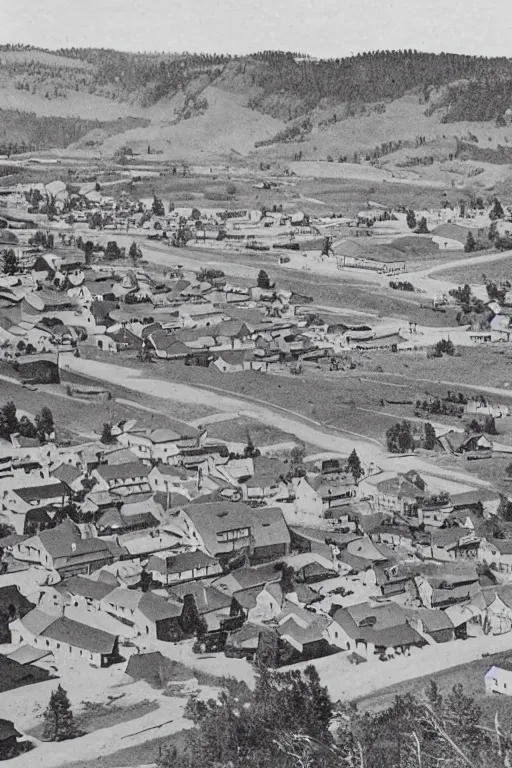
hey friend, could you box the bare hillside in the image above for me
[99,87,286,160]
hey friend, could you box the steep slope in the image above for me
[99,87,285,159]
[3,46,512,162]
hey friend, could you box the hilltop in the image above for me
[2,45,512,172]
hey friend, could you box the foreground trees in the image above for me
[159,671,509,768]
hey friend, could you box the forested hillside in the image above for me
[2,45,512,155]
[0,110,148,155]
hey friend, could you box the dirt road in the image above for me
[10,704,192,768]
[288,628,512,703]
[60,356,486,489]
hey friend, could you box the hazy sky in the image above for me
[2,0,512,58]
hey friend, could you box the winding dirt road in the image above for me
[60,356,486,490]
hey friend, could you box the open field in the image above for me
[356,649,512,728]
[74,347,471,448]
[358,346,512,392]
[0,364,215,441]
[438,253,512,285]
[203,414,304,448]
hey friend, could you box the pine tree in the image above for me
[406,209,417,229]
[0,401,18,439]
[3,249,18,275]
[423,422,437,450]
[415,216,429,234]
[35,407,54,442]
[100,423,115,444]
[42,685,78,742]
[347,449,363,480]
[128,241,142,266]
[18,415,37,438]
[257,270,270,289]
[464,231,476,253]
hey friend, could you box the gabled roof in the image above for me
[180,501,253,550]
[250,507,291,549]
[490,538,512,555]
[215,350,247,366]
[213,564,280,595]
[0,656,50,694]
[125,652,194,685]
[51,464,82,487]
[96,462,151,481]
[137,592,183,622]
[344,536,388,564]
[41,616,117,654]
[61,575,117,602]
[13,481,68,504]
[333,601,424,648]
[167,581,232,613]
[147,549,219,575]
[102,587,144,611]
[19,608,57,636]
[147,428,182,443]
[38,519,112,561]
[244,457,288,488]
[405,608,453,633]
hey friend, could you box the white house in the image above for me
[485,662,512,695]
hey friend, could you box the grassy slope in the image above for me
[99,87,286,160]
[2,49,512,169]
[356,649,512,728]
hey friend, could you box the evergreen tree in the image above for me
[42,685,78,742]
[35,407,54,442]
[83,241,94,265]
[180,594,206,637]
[255,629,279,669]
[128,241,142,266]
[415,216,429,234]
[105,241,122,260]
[3,249,18,275]
[100,423,115,444]
[347,449,363,480]
[18,415,37,438]
[257,270,271,289]
[464,231,476,253]
[0,401,18,439]
[490,196,504,220]
[386,420,415,453]
[423,422,437,450]
[406,209,417,229]
[484,415,498,435]
[152,194,165,216]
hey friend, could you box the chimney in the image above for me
[71,542,77,552]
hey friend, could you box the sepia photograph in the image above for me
[1,1,512,766]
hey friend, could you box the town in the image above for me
[1,151,512,766]
[3,33,512,768]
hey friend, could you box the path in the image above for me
[9,704,192,768]
[287,629,512,704]
[60,356,487,489]
[419,247,512,278]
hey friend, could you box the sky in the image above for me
[2,0,512,59]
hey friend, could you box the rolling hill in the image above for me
[2,45,512,168]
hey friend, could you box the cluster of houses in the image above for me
[0,395,511,689]
[0,232,398,373]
